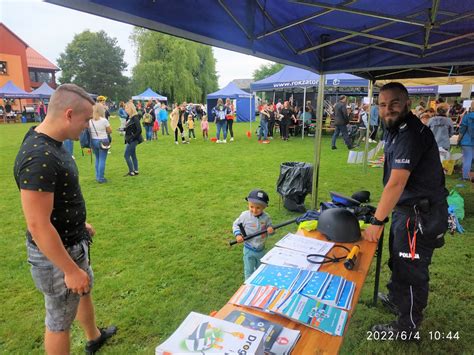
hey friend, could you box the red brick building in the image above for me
[0,23,58,92]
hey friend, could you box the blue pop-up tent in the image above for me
[0,80,37,99]
[30,82,55,99]
[46,0,474,207]
[250,66,368,91]
[132,88,167,101]
[207,82,255,122]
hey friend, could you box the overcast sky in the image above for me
[0,0,273,88]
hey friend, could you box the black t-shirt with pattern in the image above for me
[14,127,89,246]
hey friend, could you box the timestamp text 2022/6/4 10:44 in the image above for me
[366,330,460,341]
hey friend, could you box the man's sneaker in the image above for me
[222,140,227,143]
[262,140,270,144]
[230,137,234,142]
[175,141,179,145]
[331,146,337,150]
[216,140,221,144]
[371,321,419,341]
[85,326,117,354]
[378,292,399,315]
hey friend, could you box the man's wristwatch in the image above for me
[370,216,387,226]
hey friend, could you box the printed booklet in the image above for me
[155,312,265,354]
[229,285,348,336]
[224,310,300,354]
[246,265,355,311]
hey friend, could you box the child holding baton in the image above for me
[233,189,274,280]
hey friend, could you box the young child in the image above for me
[201,115,209,141]
[187,114,196,139]
[233,189,274,280]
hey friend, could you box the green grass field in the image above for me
[0,116,472,354]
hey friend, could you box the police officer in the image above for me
[363,82,448,334]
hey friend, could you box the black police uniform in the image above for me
[383,111,448,329]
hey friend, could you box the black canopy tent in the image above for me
[45,0,474,207]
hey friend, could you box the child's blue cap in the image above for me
[245,189,269,207]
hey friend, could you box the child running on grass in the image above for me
[233,189,274,280]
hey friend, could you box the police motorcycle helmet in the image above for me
[351,190,371,204]
[317,208,361,242]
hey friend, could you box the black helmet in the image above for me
[352,190,371,203]
[317,208,360,242]
[245,189,269,207]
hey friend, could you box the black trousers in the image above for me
[268,120,275,137]
[174,122,184,142]
[280,122,289,139]
[387,203,447,328]
[226,119,234,138]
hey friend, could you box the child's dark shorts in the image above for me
[26,240,94,332]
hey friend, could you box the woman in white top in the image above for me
[90,103,112,183]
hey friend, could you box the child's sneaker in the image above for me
[262,140,270,144]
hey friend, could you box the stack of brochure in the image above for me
[155,312,265,354]
[246,264,355,311]
[300,272,355,310]
[225,310,300,354]
[229,285,348,336]
[267,291,348,336]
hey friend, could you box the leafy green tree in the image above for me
[57,30,129,101]
[253,63,284,81]
[130,28,218,103]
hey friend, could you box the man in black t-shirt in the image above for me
[14,84,116,354]
[363,83,448,336]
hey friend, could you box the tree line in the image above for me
[57,28,283,104]
[57,28,219,104]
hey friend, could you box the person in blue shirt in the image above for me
[370,103,379,142]
[158,103,169,136]
[118,101,128,135]
[458,102,474,181]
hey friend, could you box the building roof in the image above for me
[0,23,29,48]
[26,47,59,71]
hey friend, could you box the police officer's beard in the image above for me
[384,105,410,132]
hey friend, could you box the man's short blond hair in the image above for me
[48,84,94,116]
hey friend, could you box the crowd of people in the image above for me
[414,98,474,181]
[10,81,474,354]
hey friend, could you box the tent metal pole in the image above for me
[251,92,255,134]
[311,75,325,209]
[302,86,306,139]
[272,90,276,104]
[363,80,374,173]
[293,1,426,26]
